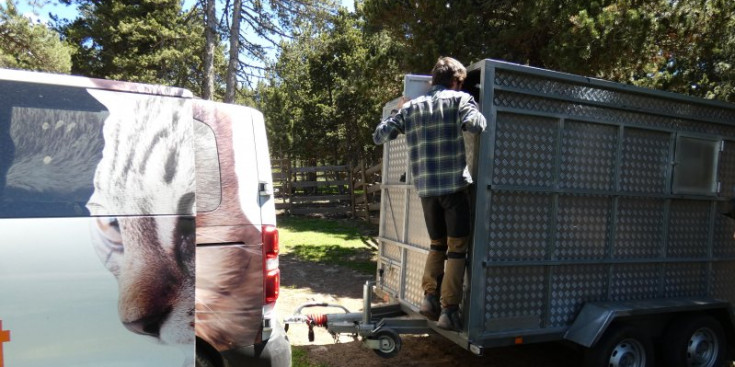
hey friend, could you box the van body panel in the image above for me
[0,218,187,366]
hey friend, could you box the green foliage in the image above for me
[57,0,217,95]
[362,0,735,102]
[278,215,377,275]
[229,0,338,87]
[259,8,402,164]
[0,0,73,72]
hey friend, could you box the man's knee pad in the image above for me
[447,236,469,254]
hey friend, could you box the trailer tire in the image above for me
[584,324,654,367]
[370,328,401,359]
[661,315,726,367]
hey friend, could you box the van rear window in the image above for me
[0,81,107,218]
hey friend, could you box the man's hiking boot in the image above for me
[419,293,440,321]
[437,306,462,332]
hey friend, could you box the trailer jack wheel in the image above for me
[367,328,402,358]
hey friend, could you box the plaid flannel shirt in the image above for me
[373,85,487,197]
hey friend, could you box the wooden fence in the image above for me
[272,159,382,223]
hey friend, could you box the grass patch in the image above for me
[291,346,328,367]
[277,215,377,275]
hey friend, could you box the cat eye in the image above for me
[95,217,123,251]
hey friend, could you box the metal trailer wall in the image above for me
[376,59,735,349]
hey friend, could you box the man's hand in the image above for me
[397,96,407,108]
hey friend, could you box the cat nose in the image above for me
[123,307,171,337]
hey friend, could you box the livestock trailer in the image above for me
[373,59,735,366]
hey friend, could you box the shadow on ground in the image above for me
[298,333,583,367]
[279,254,374,299]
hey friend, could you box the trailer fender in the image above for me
[563,297,733,348]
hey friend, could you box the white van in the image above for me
[0,69,289,367]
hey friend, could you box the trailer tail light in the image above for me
[262,225,280,305]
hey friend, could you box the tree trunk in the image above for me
[225,0,242,103]
[202,0,216,100]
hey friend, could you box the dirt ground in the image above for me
[277,254,582,367]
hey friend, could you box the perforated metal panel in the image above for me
[376,59,735,350]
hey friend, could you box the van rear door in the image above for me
[193,100,267,353]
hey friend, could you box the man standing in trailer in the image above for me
[373,57,487,331]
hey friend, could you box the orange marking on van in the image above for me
[0,320,10,367]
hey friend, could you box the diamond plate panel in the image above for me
[495,71,735,125]
[550,265,608,327]
[711,262,735,305]
[713,202,735,258]
[664,263,706,298]
[378,260,401,296]
[406,190,430,249]
[667,200,710,258]
[614,198,664,259]
[488,192,552,261]
[484,266,545,332]
[385,136,408,184]
[718,141,735,198]
[494,91,735,136]
[380,188,405,242]
[560,121,617,191]
[492,113,557,187]
[404,249,426,308]
[380,242,401,262]
[554,195,610,260]
[610,263,659,301]
[620,128,670,194]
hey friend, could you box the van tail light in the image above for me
[262,225,280,305]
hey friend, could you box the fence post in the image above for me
[349,162,356,218]
[285,159,292,215]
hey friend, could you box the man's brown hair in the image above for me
[431,57,467,88]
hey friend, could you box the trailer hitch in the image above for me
[283,302,361,342]
[283,281,431,358]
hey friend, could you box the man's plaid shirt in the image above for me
[373,85,487,197]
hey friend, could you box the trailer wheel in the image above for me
[584,324,654,367]
[661,315,726,367]
[370,328,402,358]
